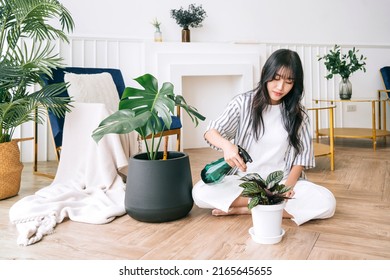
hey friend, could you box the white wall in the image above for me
[20,0,390,161]
[60,0,390,45]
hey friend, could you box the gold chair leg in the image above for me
[163,136,168,160]
[33,112,57,179]
[329,107,335,171]
[176,133,181,151]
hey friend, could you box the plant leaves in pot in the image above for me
[0,0,74,199]
[318,45,367,100]
[92,73,206,222]
[239,170,291,244]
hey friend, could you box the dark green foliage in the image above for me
[0,0,74,143]
[170,4,207,29]
[92,73,205,160]
[240,170,291,208]
[318,45,367,79]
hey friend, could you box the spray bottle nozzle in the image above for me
[237,145,252,163]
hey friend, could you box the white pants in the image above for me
[192,175,336,226]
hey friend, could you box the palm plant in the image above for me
[239,170,291,208]
[0,0,74,143]
[92,73,205,160]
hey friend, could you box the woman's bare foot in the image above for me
[212,207,251,216]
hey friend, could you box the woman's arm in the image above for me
[284,165,304,198]
[205,129,247,172]
[293,110,315,169]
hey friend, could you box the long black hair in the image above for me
[251,49,305,154]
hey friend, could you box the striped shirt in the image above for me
[205,91,315,179]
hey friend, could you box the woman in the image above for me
[192,49,336,225]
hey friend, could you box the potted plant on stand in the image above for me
[0,0,74,199]
[239,170,291,244]
[92,73,205,222]
[170,3,207,42]
[318,45,367,100]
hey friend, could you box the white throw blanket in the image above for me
[9,102,139,246]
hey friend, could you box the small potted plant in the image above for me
[92,73,206,222]
[170,3,207,42]
[318,45,367,100]
[151,18,162,42]
[239,170,291,244]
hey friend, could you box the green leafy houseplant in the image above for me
[0,0,74,143]
[318,45,367,79]
[170,3,207,30]
[92,73,206,160]
[239,170,291,209]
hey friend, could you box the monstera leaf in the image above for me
[92,73,205,160]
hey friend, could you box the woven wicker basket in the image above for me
[0,140,23,200]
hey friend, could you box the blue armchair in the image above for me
[35,67,182,177]
[377,67,390,130]
[42,67,125,156]
[379,66,390,99]
[34,67,126,178]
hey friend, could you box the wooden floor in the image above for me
[1,138,389,260]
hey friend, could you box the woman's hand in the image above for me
[204,129,247,172]
[284,165,303,199]
[285,187,295,198]
[204,129,246,172]
[223,143,247,172]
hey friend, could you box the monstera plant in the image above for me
[92,73,205,160]
[92,73,206,223]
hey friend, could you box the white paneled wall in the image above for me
[19,37,390,161]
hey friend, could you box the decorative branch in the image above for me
[170,4,207,29]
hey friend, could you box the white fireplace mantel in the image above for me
[141,42,264,149]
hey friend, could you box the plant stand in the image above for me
[125,151,193,222]
[249,201,286,244]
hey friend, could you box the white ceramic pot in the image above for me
[249,201,286,244]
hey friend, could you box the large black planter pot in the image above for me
[125,151,193,223]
